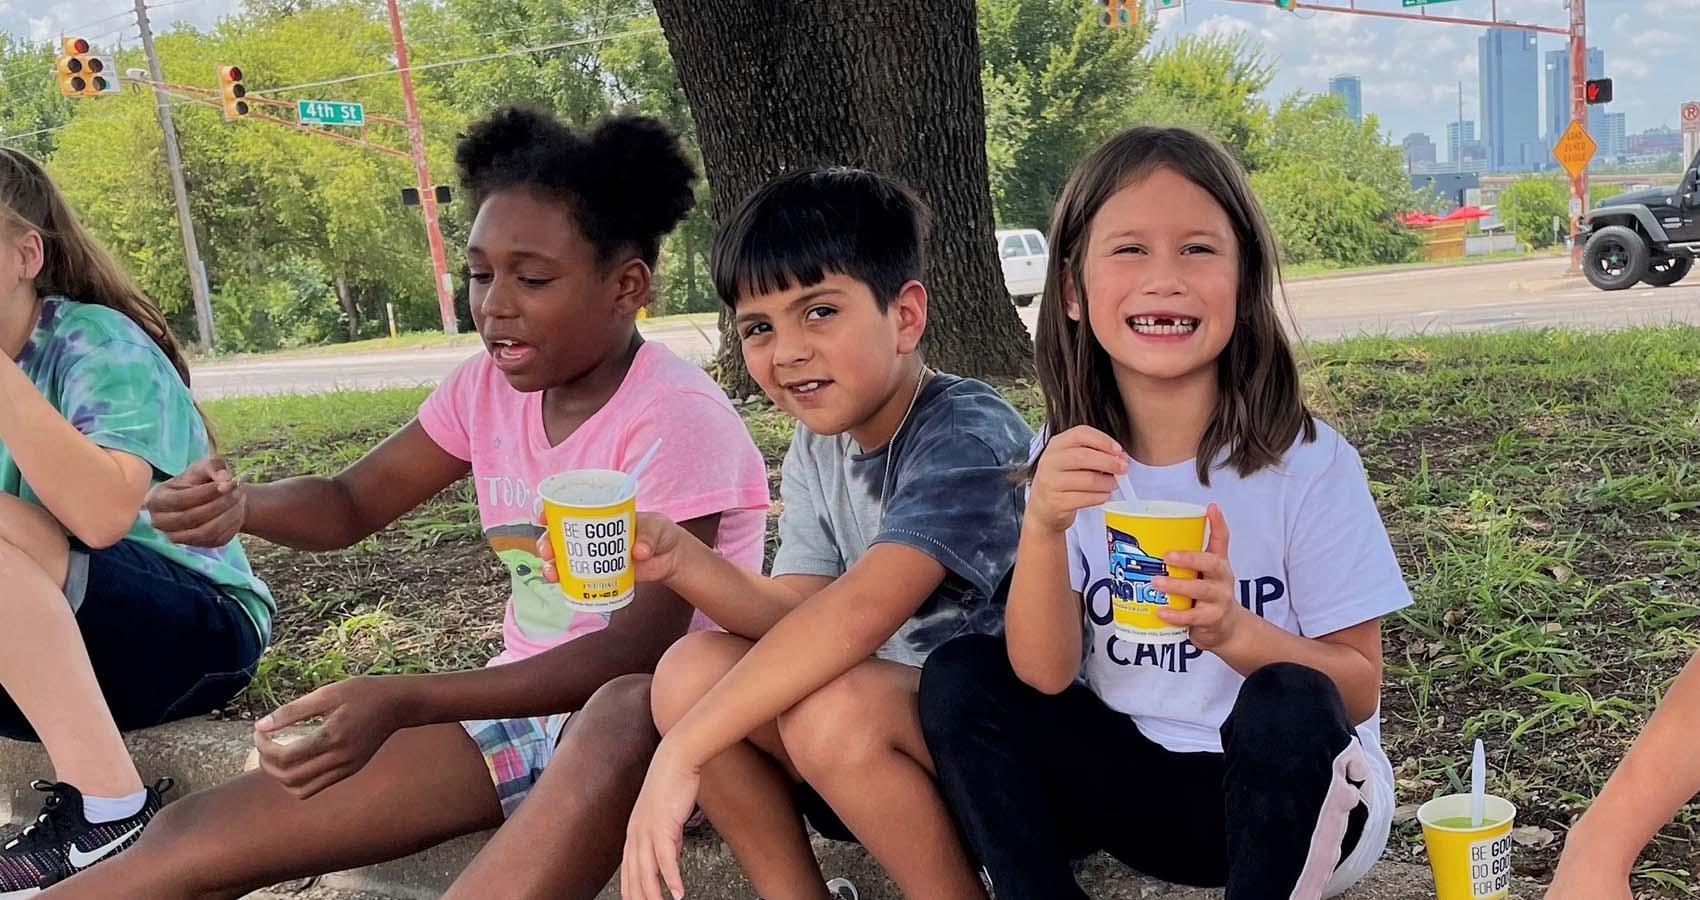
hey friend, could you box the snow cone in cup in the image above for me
[1103,500,1208,645]
[539,469,636,614]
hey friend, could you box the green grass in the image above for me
[209,325,1700,890]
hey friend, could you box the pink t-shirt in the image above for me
[418,342,770,665]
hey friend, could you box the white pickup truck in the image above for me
[996,227,1049,306]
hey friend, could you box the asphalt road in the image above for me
[190,256,1700,399]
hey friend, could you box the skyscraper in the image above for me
[1402,132,1437,171]
[1545,47,1605,145]
[1329,75,1363,125]
[1602,112,1628,158]
[1480,27,1541,171]
[1447,120,1477,163]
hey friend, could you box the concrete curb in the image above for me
[3,722,1549,900]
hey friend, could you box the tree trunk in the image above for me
[334,271,358,342]
[649,0,1032,397]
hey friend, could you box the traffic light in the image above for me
[56,37,90,96]
[217,65,249,119]
[1096,0,1137,27]
[1584,78,1612,105]
[56,38,119,98]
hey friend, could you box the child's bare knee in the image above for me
[651,631,744,733]
[578,674,660,755]
[777,666,894,778]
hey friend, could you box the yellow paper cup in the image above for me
[1102,500,1207,645]
[1417,794,1517,900]
[539,470,636,614]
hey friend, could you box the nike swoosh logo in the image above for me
[66,825,144,869]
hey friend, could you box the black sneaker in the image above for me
[0,779,172,896]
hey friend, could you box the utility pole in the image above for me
[1566,0,1587,275]
[135,0,215,351]
[384,0,458,334]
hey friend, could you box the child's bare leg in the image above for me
[0,492,141,797]
[441,675,659,900]
[778,660,987,900]
[652,632,832,900]
[40,722,502,900]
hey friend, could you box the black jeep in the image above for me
[1579,148,1700,291]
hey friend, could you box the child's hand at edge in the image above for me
[1152,503,1247,651]
[536,511,687,585]
[1026,425,1127,533]
[620,743,699,900]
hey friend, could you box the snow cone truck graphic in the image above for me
[1107,526,1170,607]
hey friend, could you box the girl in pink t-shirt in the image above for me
[43,106,768,900]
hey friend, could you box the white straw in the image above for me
[615,438,662,502]
[1470,738,1486,827]
[1116,472,1140,510]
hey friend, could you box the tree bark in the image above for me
[334,271,358,341]
[649,0,1032,396]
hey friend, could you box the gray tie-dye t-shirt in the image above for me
[770,373,1033,666]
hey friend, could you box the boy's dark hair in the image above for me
[711,167,930,309]
[1032,126,1314,487]
[455,105,696,267]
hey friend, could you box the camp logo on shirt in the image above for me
[1084,568,1289,673]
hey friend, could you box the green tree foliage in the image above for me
[1497,176,1568,249]
[1251,94,1419,266]
[0,36,71,158]
[976,0,1149,229]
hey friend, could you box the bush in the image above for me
[211,257,342,353]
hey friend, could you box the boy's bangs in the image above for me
[715,203,854,303]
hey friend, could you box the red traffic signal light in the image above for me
[1584,78,1612,105]
[218,64,250,118]
[66,37,90,55]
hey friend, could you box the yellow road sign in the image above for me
[1552,120,1596,180]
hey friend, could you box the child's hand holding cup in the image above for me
[537,470,638,613]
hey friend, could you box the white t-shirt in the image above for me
[1058,420,1411,753]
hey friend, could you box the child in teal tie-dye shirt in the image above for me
[0,148,270,894]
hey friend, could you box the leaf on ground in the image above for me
[1512,825,1558,848]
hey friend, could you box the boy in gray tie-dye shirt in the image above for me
[614,168,1031,899]
[771,372,1030,666]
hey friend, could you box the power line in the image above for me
[406,6,656,43]
[0,123,71,144]
[251,25,662,96]
[54,5,137,38]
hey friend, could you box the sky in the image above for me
[7,0,1698,148]
[1145,0,1700,145]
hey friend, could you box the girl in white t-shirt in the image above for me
[918,127,1411,900]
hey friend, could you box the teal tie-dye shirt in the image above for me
[1,296,274,642]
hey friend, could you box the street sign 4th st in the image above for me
[297,100,366,127]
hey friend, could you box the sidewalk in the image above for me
[1,720,1550,900]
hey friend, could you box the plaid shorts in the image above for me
[461,713,572,818]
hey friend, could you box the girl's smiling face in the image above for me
[1073,166,1240,387]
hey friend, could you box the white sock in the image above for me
[81,789,147,824]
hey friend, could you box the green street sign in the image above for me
[297,99,365,127]
[1402,0,1457,6]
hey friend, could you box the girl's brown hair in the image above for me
[1032,126,1314,486]
[0,148,196,387]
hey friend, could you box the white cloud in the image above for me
[1614,59,1650,80]
[27,15,52,41]
[1630,29,1680,53]
[1194,13,1251,41]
